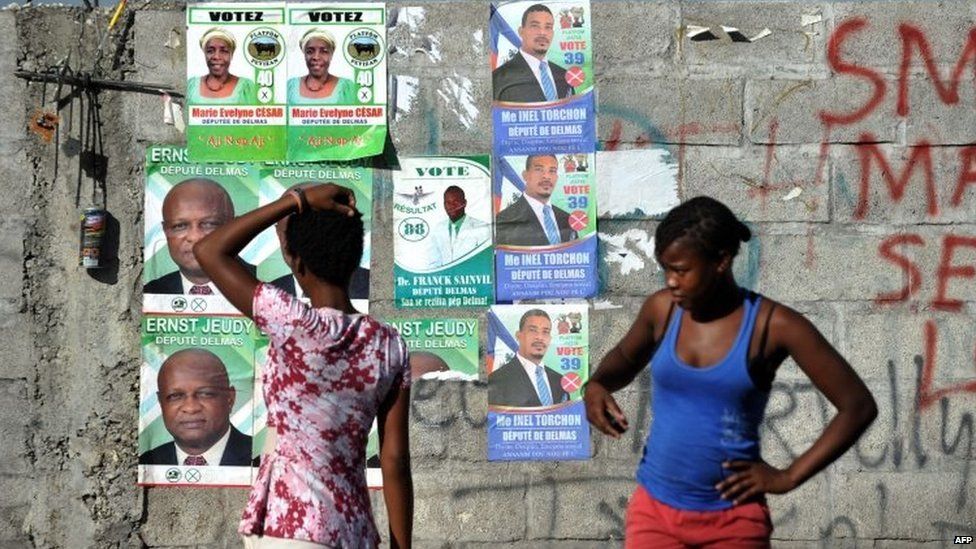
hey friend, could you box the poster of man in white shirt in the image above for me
[429,185,492,268]
[392,156,494,308]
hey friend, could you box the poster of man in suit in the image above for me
[143,146,261,315]
[493,153,597,301]
[487,304,589,461]
[255,163,373,313]
[138,316,260,486]
[490,1,595,155]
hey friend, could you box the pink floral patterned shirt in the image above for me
[239,284,410,547]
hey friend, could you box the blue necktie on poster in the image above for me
[535,364,553,406]
[543,205,560,245]
[539,60,556,101]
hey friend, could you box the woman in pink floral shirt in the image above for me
[194,183,413,548]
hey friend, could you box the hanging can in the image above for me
[79,207,106,268]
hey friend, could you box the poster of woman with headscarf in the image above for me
[186,3,287,162]
[286,3,388,161]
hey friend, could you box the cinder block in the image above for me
[413,466,528,542]
[830,471,975,540]
[761,379,832,468]
[390,74,436,156]
[369,182,394,301]
[141,488,231,546]
[593,2,675,75]
[598,76,743,146]
[590,383,652,463]
[767,473,830,541]
[840,308,976,383]
[769,302,838,382]
[747,78,899,144]
[435,72,491,154]
[830,4,975,70]
[0,475,34,510]
[905,77,976,145]
[132,10,185,85]
[755,230,904,302]
[597,219,663,298]
[388,4,486,71]
[831,144,975,225]
[681,2,827,68]
[123,93,185,145]
[525,465,634,540]
[0,380,31,476]
[682,144,831,222]
[872,542,945,548]
[410,379,487,462]
[588,296,643,363]
[833,377,975,475]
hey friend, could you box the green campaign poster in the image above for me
[393,156,494,308]
[389,318,479,380]
[138,315,260,486]
[143,145,260,315]
[256,163,373,311]
[186,3,288,162]
[286,4,387,161]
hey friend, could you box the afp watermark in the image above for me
[955,536,974,545]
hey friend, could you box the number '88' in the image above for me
[398,218,429,242]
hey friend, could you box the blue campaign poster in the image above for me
[486,304,590,461]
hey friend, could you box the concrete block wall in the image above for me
[1,1,974,547]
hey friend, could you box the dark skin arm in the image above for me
[715,304,878,504]
[192,184,356,317]
[378,378,413,548]
[584,290,671,439]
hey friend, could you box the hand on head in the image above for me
[287,183,358,217]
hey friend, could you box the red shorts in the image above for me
[624,485,772,548]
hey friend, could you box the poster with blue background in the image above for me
[490,0,594,155]
[493,153,597,300]
[487,304,589,461]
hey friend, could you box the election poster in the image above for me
[389,318,479,380]
[286,3,387,161]
[186,3,287,162]
[487,304,589,461]
[144,146,261,315]
[393,156,494,308]
[490,0,595,155]
[493,153,597,300]
[138,315,260,486]
[256,163,373,312]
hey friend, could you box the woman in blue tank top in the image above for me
[584,196,877,548]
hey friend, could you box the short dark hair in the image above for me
[518,308,551,330]
[521,4,553,27]
[655,196,751,260]
[444,185,465,198]
[525,154,557,171]
[285,208,364,288]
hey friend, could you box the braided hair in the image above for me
[655,196,751,261]
[285,208,364,287]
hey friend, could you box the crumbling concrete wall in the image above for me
[1,2,974,548]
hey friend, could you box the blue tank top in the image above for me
[636,291,771,511]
